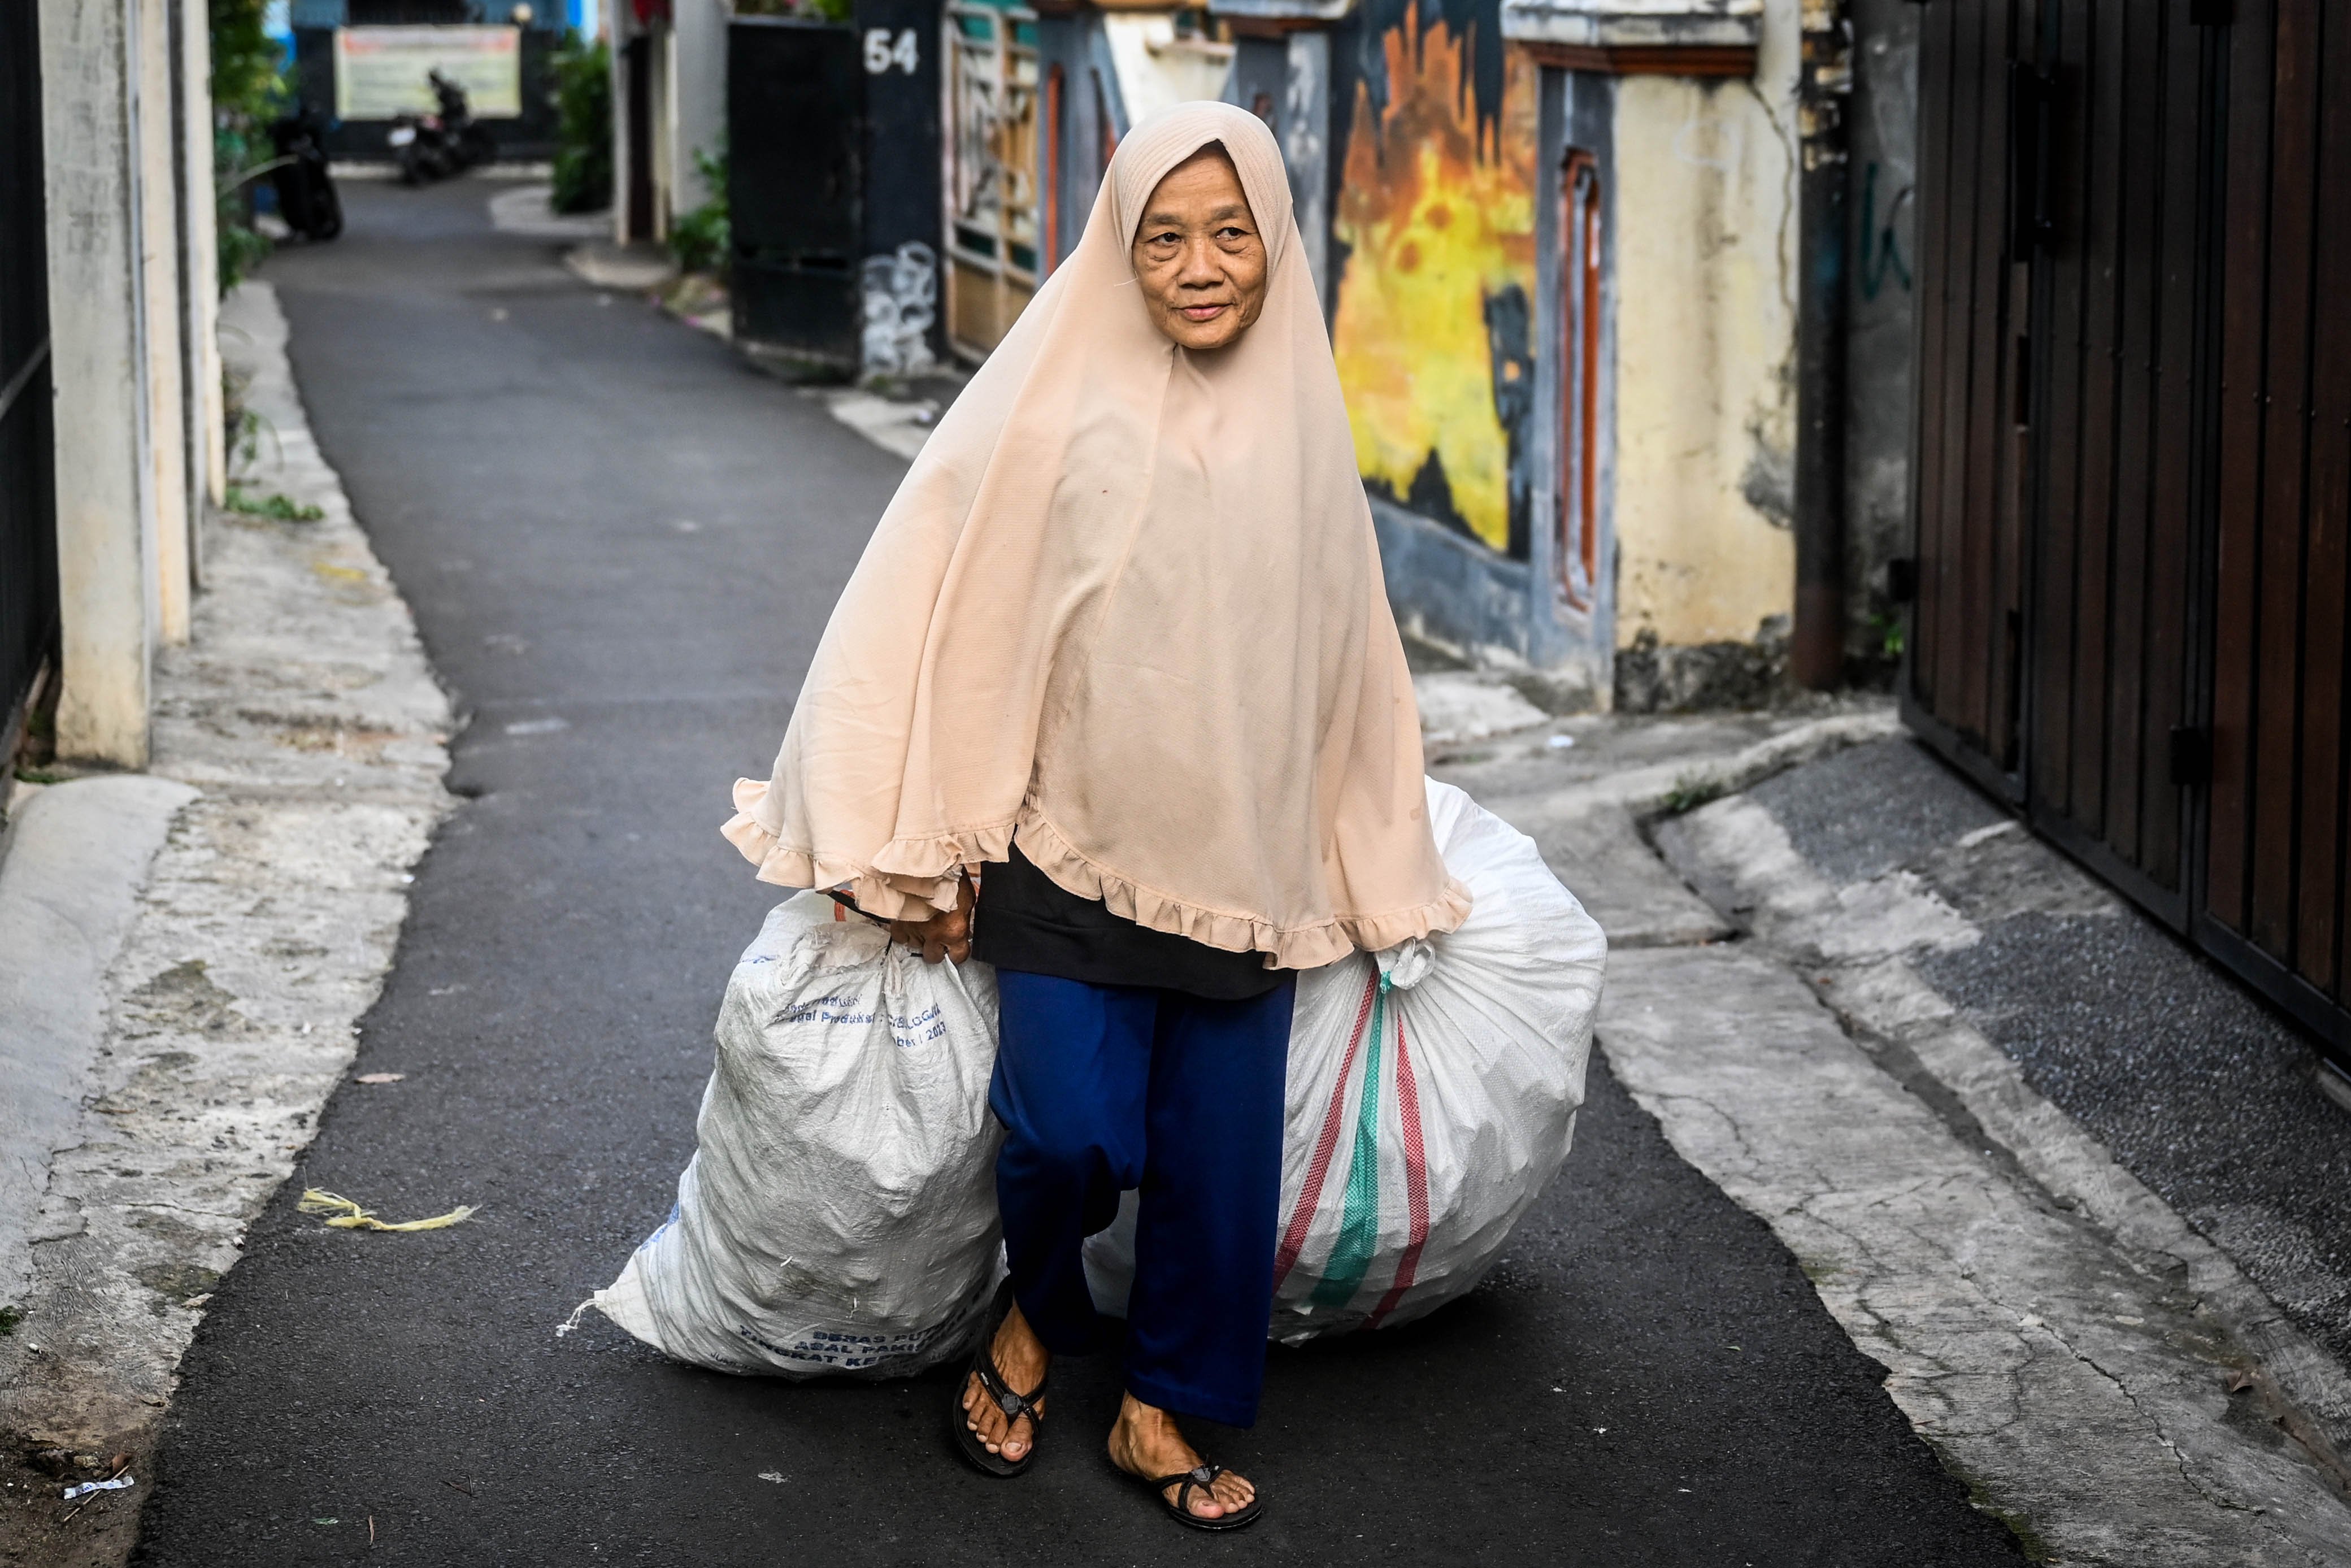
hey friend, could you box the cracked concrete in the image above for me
[1429,700,1904,950]
[1429,709,2351,1558]
[1636,787,2351,1562]
[1600,944,2351,1562]
[0,282,451,1562]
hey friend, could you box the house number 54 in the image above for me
[864,28,918,74]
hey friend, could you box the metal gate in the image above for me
[0,0,58,753]
[1908,0,2351,1057]
[729,16,863,375]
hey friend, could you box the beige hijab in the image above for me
[724,100,1468,970]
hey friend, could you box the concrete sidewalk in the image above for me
[1426,709,2351,1562]
[0,281,451,1562]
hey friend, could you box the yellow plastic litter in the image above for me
[298,1189,475,1232]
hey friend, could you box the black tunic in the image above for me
[971,835,1285,1001]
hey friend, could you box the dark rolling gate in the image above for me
[1908,0,2351,1057]
[0,0,57,755]
[730,17,864,375]
[729,1,942,379]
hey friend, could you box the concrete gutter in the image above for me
[1630,791,2351,1562]
[0,776,197,1311]
[1429,702,2351,1560]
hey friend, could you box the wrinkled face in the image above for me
[1130,147,1269,351]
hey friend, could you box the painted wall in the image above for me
[1605,5,1798,651]
[1328,0,1539,561]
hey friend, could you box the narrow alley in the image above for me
[122,179,2020,1565]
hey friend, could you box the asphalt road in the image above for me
[131,179,2022,1566]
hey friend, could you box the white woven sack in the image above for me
[580,892,1005,1378]
[1084,778,1606,1343]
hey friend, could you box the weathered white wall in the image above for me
[38,0,214,765]
[1607,0,1800,650]
[136,0,191,644]
[667,0,728,219]
[179,0,227,511]
[609,25,637,242]
[41,0,158,767]
[650,25,675,236]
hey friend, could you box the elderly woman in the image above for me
[723,101,1465,1530]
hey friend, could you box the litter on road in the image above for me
[298,1189,475,1231]
[62,1475,134,1500]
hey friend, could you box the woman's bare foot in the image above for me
[1106,1394,1256,1519]
[960,1301,1048,1460]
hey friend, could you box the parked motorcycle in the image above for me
[267,103,342,241]
[389,70,498,185]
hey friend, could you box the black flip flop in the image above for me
[1131,1462,1266,1532]
[951,1288,1047,1478]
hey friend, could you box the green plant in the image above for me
[1870,611,1907,662]
[210,0,290,292]
[225,485,324,523]
[736,0,851,17]
[668,145,731,277]
[1657,771,1726,817]
[0,1304,20,1336]
[550,32,613,215]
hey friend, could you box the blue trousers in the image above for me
[989,969,1294,1428]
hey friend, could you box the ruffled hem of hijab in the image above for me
[723,779,1474,967]
[1006,807,1472,972]
[723,777,998,922]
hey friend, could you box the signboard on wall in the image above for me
[334,26,522,120]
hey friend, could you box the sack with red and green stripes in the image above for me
[1085,778,1607,1341]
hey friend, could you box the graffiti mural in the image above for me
[1329,0,1537,558]
[862,241,940,377]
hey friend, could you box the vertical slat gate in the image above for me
[1910,0,2027,787]
[2063,0,2123,837]
[1910,0,2351,1057]
[2137,1,2204,897]
[2023,0,2207,918]
[2206,0,2274,934]
[2304,3,2351,1002]
[2027,0,2088,822]
[2197,0,2351,1043]
[0,0,58,746]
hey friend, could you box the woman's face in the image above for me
[1130,148,1268,351]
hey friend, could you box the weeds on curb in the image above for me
[225,485,323,523]
[1657,772,1727,816]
